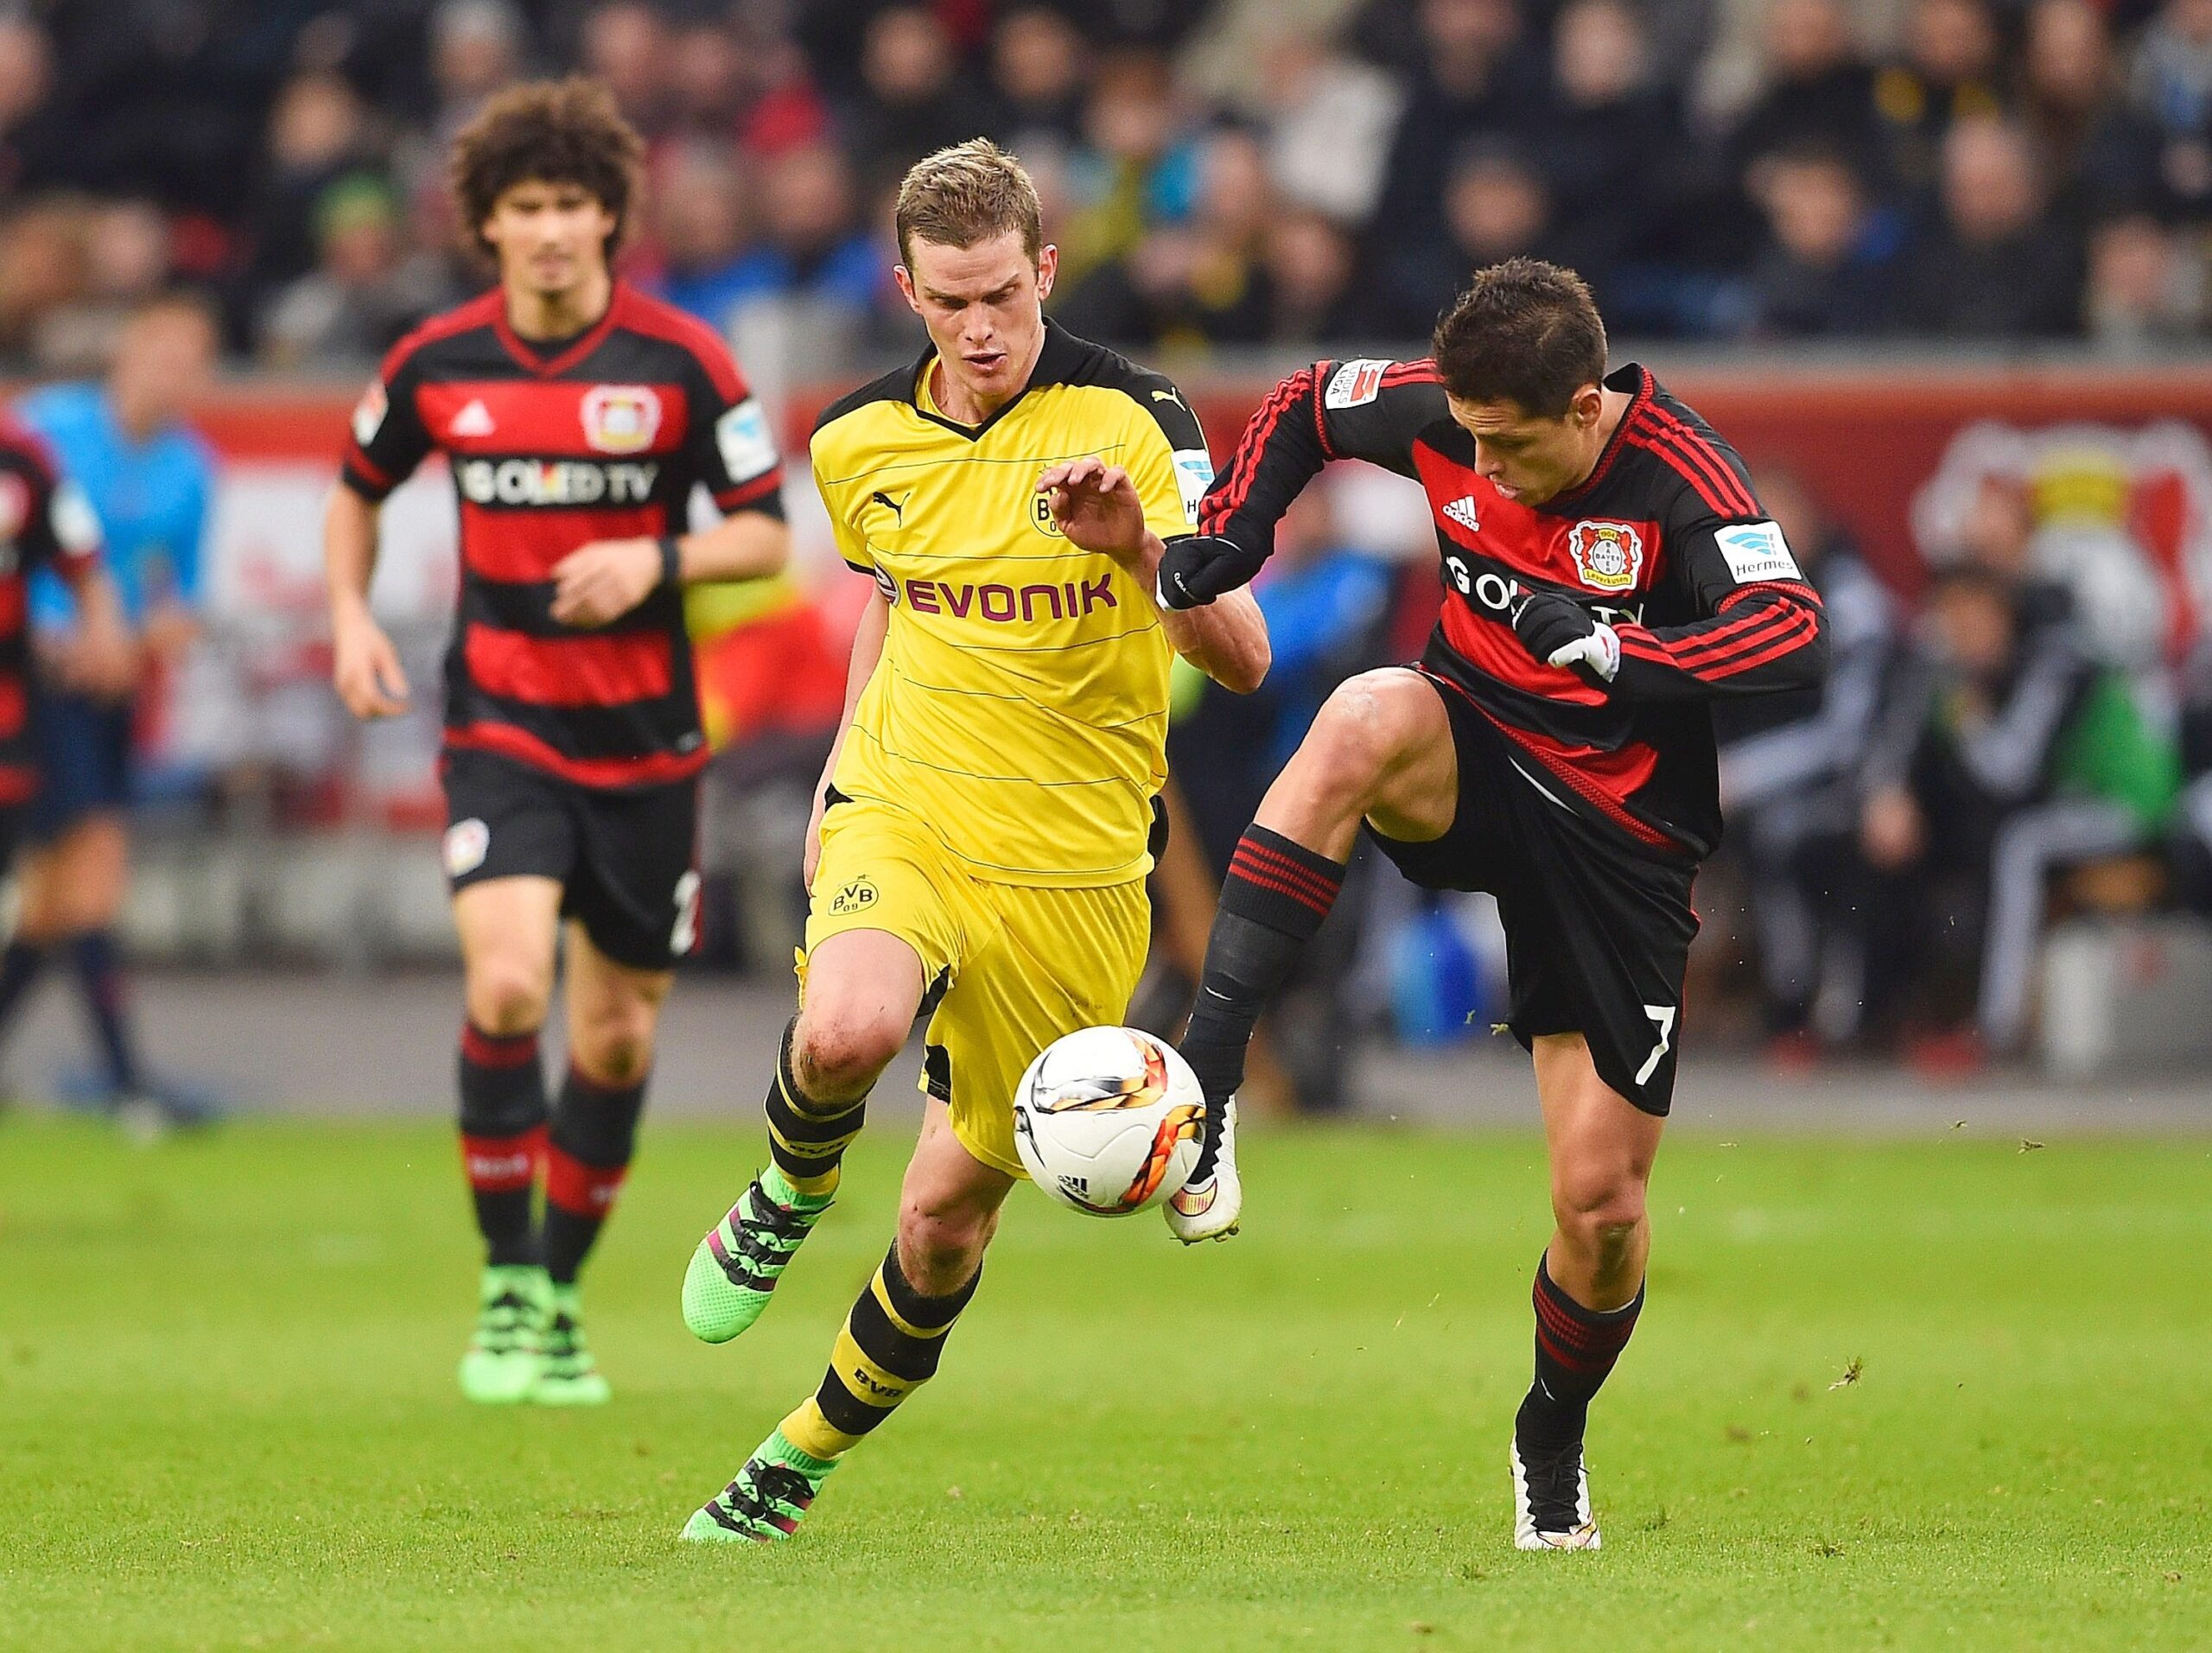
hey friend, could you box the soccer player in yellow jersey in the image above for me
[677,140,1269,1542]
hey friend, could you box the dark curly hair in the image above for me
[449,77,644,261]
[1432,258,1608,418]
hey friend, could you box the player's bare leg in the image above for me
[531,923,671,1404]
[686,1097,1010,1542]
[1511,1035,1662,1551]
[683,928,925,1340]
[1173,669,1458,1240]
[450,876,563,1402]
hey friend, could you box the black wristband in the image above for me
[656,535,683,588]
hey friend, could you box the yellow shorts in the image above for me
[803,798,1151,1178]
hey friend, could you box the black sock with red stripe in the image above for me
[1179,825,1345,1174]
[542,1065,647,1286]
[458,1024,548,1268]
[1518,1255,1644,1454]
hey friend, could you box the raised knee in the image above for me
[1552,1167,1646,1251]
[1307,676,1425,788]
[467,963,550,1037]
[793,1009,906,1096]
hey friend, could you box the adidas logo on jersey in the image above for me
[1443,495,1481,532]
[450,399,496,437]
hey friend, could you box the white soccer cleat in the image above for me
[1511,1440,1602,1551]
[1165,1093,1241,1243]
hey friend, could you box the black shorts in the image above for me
[29,690,133,842]
[1366,671,1700,1116]
[441,747,701,972]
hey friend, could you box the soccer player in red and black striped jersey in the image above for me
[0,418,130,878]
[321,79,790,1407]
[1156,259,1827,1549]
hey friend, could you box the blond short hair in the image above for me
[893,138,1044,267]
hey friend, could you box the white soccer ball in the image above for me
[1012,1026,1205,1217]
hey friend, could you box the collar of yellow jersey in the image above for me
[906,318,1087,442]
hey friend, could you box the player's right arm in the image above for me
[1159,359,1439,609]
[326,342,435,719]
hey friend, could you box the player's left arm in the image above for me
[1516,509,1829,700]
[549,340,792,628]
[16,448,133,696]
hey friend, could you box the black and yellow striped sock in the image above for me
[778,1242,980,1461]
[764,1019,867,1198]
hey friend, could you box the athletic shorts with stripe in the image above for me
[1366,670,1700,1116]
[802,792,1151,1176]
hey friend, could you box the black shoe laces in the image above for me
[729,1460,814,1521]
[1520,1440,1584,1531]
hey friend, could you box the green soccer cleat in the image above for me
[459,1263,548,1404]
[680,1429,837,1543]
[681,1170,832,1344]
[531,1283,611,1406]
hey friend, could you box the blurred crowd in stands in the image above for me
[0,0,2209,372]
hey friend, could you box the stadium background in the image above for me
[6,2,2212,1647]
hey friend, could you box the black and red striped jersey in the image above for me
[1201,359,1827,858]
[0,416,99,803]
[339,282,785,790]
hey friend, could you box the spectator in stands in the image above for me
[427,0,526,141]
[581,1,674,140]
[1896,116,2084,336]
[842,6,983,188]
[245,72,385,305]
[1,294,222,1127]
[2130,0,2212,219]
[1716,467,1907,1058]
[0,10,63,197]
[663,19,748,146]
[1743,145,1905,334]
[712,142,883,327]
[1247,29,1406,226]
[1054,125,1274,348]
[1874,0,2009,188]
[1376,140,1569,337]
[1262,207,1364,343]
[1543,0,1685,280]
[1366,0,1548,255]
[260,175,453,366]
[1729,0,1885,191]
[1057,51,1204,287]
[2021,0,2164,222]
[645,143,755,333]
[1878,563,2171,1063]
[2083,210,2209,346]
[32,199,174,375]
[990,8,1090,155]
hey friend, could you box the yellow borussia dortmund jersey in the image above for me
[810,321,1213,887]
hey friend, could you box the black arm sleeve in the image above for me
[1198,358,1445,557]
[1611,510,1830,702]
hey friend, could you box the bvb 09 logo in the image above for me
[1030,490,1065,537]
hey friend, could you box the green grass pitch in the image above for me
[3,1112,2209,1650]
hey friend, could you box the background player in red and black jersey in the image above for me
[1156,261,1827,1549]
[0,421,130,887]
[321,79,790,1407]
